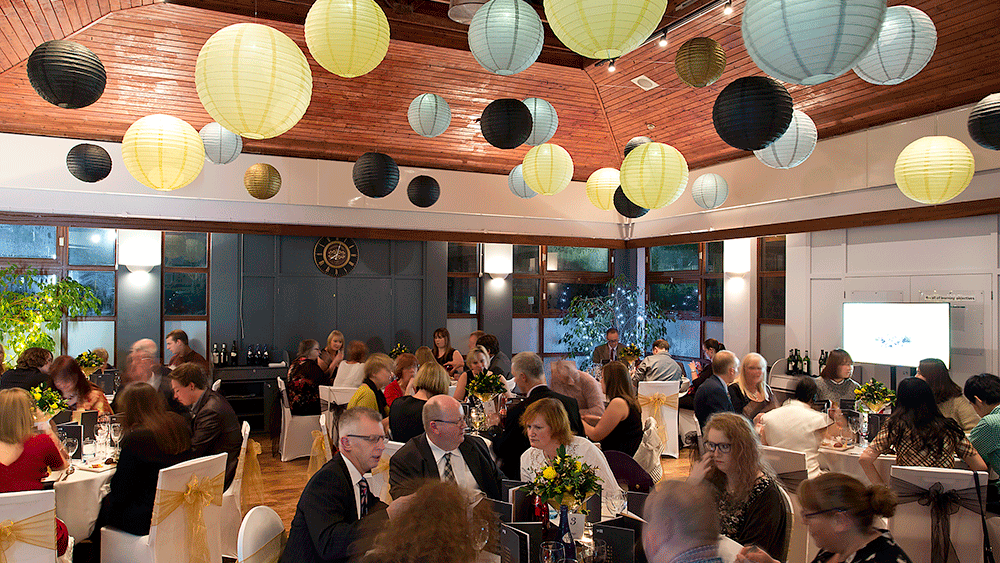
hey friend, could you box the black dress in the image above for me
[600,401,643,456]
[389,395,427,444]
[812,530,913,563]
[0,367,48,391]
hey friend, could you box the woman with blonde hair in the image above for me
[318,329,345,376]
[453,345,489,402]
[414,346,436,368]
[389,362,450,443]
[348,353,395,418]
[729,353,778,420]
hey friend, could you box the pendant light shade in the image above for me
[449,0,488,24]
[675,37,726,88]
[200,122,243,165]
[26,40,106,109]
[754,109,817,169]
[305,0,390,79]
[691,173,729,209]
[544,0,667,59]
[624,136,652,157]
[713,76,793,151]
[620,142,689,209]
[408,94,452,138]
[522,143,573,196]
[968,93,1000,151]
[508,165,536,199]
[244,163,281,199]
[523,98,558,146]
[122,114,205,192]
[408,175,441,207]
[66,143,112,183]
[353,152,400,198]
[468,0,544,76]
[614,186,648,218]
[480,99,533,149]
[586,168,620,210]
[853,6,936,86]
[894,136,975,205]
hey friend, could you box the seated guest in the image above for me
[50,354,113,414]
[918,357,980,431]
[117,346,188,418]
[759,377,833,478]
[0,346,52,390]
[389,395,503,500]
[583,362,643,456]
[680,339,725,410]
[414,346,435,368]
[478,334,510,379]
[92,347,110,373]
[348,353,395,424]
[287,339,331,416]
[164,329,210,373]
[389,363,450,444]
[965,373,1000,503]
[815,349,859,406]
[432,327,464,376]
[861,376,986,485]
[453,345,489,402]
[169,362,243,489]
[688,412,788,559]
[729,353,778,420]
[694,351,738,429]
[384,353,417,406]
[634,339,687,389]
[592,327,622,365]
[318,330,345,377]
[550,359,605,418]
[333,340,368,389]
[467,330,486,356]
[642,480,722,563]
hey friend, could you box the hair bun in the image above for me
[866,485,897,518]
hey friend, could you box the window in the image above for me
[447,242,479,317]
[758,236,786,362]
[162,232,210,364]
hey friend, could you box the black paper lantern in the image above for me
[623,136,651,157]
[480,99,532,149]
[968,93,1000,151]
[353,152,399,198]
[26,40,106,109]
[66,143,111,183]
[614,186,648,219]
[712,76,793,151]
[407,175,440,207]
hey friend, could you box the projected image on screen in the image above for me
[842,302,951,368]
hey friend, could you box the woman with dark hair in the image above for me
[432,327,464,376]
[50,354,112,414]
[680,339,726,410]
[815,349,859,406]
[384,353,417,406]
[286,339,330,415]
[333,340,369,388]
[860,377,986,485]
[0,346,53,390]
[917,357,980,431]
[582,361,643,456]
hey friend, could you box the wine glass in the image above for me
[541,542,564,563]
[64,437,79,460]
[472,518,490,551]
[468,405,486,432]
[94,422,109,458]
[604,488,626,517]
[110,423,123,457]
[848,415,863,447]
[591,540,607,563]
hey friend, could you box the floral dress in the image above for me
[812,530,913,563]
[285,357,329,415]
[714,474,788,560]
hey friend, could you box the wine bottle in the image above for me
[795,349,803,374]
[262,346,270,365]
[247,345,255,366]
[786,349,794,375]
[818,350,826,374]
[212,343,220,368]
[221,342,228,367]
[803,350,811,376]
[231,340,239,367]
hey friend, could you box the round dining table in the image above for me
[46,463,116,539]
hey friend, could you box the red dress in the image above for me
[383,380,404,406]
[0,434,69,554]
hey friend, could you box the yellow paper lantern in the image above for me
[245,163,282,199]
[544,0,667,59]
[620,142,689,209]
[675,37,726,88]
[522,143,574,196]
[122,114,204,192]
[195,23,313,140]
[305,0,390,78]
[894,136,975,204]
[586,168,619,210]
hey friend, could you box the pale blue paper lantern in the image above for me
[408,93,451,137]
[523,98,558,146]
[754,109,817,169]
[468,0,544,76]
[508,164,536,199]
[200,122,243,165]
[853,6,936,86]
[691,173,728,209]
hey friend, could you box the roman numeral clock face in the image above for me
[314,237,359,277]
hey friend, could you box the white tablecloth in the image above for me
[48,464,116,539]
[818,445,894,485]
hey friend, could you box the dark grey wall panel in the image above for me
[393,278,423,351]
[210,233,239,348]
[394,241,424,277]
[116,264,161,366]
[243,234,276,275]
[424,241,447,348]
[274,275,339,359]
[279,236,322,275]
[353,239,391,277]
[241,277,275,356]
[337,277,393,353]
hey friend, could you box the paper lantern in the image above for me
[614,187,648,218]
[713,76,793,151]
[122,115,205,192]
[200,122,243,165]
[522,144,573,196]
[691,173,728,209]
[449,0,488,24]
[675,37,726,88]
[468,0,544,76]
[853,6,936,86]
[544,0,667,59]
[620,142,689,209]
[742,0,886,85]
[408,94,451,138]
[245,163,281,199]
[408,175,441,207]
[586,168,619,210]
[624,136,652,157]
[195,23,313,139]
[508,165,536,199]
[968,94,1000,151]
[481,99,532,149]
[66,144,111,183]
[523,98,558,146]
[26,40,105,109]
[353,152,399,198]
[305,0,390,79]
[894,136,975,205]
[754,109,817,169]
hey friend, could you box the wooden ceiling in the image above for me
[0,0,998,184]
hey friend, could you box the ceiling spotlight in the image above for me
[723,1,733,15]
[658,35,668,47]
[608,59,617,72]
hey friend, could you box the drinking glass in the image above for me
[541,541,564,563]
[604,488,626,516]
[469,405,486,431]
[110,423,123,457]
[848,415,863,448]
[94,422,109,458]
[64,437,79,459]
[82,437,96,461]
[472,519,490,551]
[592,540,607,563]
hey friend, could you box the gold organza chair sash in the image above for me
[306,431,330,479]
[0,508,56,563]
[151,472,225,563]
[638,392,679,446]
[240,530,287,563]
[240,439,265,515]
[372,456,390,475]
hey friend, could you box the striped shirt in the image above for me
[971,405,1000,475]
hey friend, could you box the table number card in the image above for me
[626,491,648,516]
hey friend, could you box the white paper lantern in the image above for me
[408,94,451,138]
[200,122,243,165]
[523,98,558,146]
[754,109,818,169]
[508,164,536,199]
[853,6,936,86]
[468,0,544,76]
[544,0,667,60]
[741,0,886,85]
[691,173,729,209]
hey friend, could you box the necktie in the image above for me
[442,452,456,483]
[358,477,369,518]
[611,347,616,361]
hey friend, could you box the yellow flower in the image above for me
[543,467,557,481]
[575,461,582,471]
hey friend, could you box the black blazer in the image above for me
[389,433,503,501]
[493,385,583,480]
[489,351,511,379]
[0,367,47,391]
[694,375,734,429]
[281,454,388,563]
[190,389,243,489]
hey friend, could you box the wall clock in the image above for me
[314,237,359,277]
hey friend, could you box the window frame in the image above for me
[757,235,786,353]
[446,242,482,322]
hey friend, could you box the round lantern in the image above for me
[26,40,105,109]
[195,23,313,139]
[675,37,726,88]
[522,143,573,196]
[408,94,451,138]
[449,0,488,24]
[481,99,532,149]
[200,122,243,165]
[508,165,536,199]
[968,93,1000,151]
[544,0,667,59]
[741,0,886,85]
[691,173,729,209]
[353,152,399,198]
[614,187,648,218]
[713,76,793,151]
[624,136,652,157]
[754,109,817,169]
[586,168,619,210]
[122,115,204,192]
[66,144,111,183]
[305,0,390,78]
[620,142,689,209]
[894,136,975,205]
[468,0,544,76]
[244,163,281,199]
[408,175,440,207]
[853,6,936,86]
[523,98,558,146]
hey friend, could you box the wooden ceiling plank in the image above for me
[23,0,57,41]
[10,0,46,46]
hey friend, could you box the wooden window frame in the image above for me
[446,242,482,324]
[757,235,786,353]
[161,232,211,364]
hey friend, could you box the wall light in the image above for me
[483,243,513,280]
[723,238,753,275]
[118,230,161,274]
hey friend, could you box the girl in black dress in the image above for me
[582,361,643,456]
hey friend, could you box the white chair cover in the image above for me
[448,385,457,397]
[318,386,337,444]
[367,440,405,503]
[221,421,252,558]
[211,379,221,392]
[0,489,56,563]
[760,446,817,563]
[237,506,285,563]
[276,378,323,462]
[505,377,516,392]
[637,381,680,458]
[330,386,357,406]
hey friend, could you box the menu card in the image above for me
[593,515,646,563]
[626,491,648,516]
[500,522,543,563]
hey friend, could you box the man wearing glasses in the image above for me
[592,328,621,365]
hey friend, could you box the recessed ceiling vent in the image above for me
[631,75,659,91]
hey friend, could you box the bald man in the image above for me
[643,481,723,563]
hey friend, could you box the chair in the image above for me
[603,450,656,493]
[237,506,285,563]
[276,378,323,462]
[306,414,335,479]
[760,446,816,563]
[0,489,57,563]
[319,385,357,445]
[637,380,680,458]
[101,453,227,563]
[211,379,222,392]
[367,440,405,503]
[221,421,252,559]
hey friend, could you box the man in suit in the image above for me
[694,350,738,429]
[633,339,688,391]
[389,395,504,500]
[591,328,621,365]
[477,334,510,379]
[492,352,584,480]
[124,339,189,417]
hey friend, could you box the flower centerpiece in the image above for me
[388,343,409,360]
[619,343,643,365]
[76,349,103,376]
[466,370,507,403]
[30,382,67,422]
[854,380,895,413]
[524,445,602,512]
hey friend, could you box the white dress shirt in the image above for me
[343,454,366,520]
[427,437,479,494]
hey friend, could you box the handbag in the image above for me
[973,470,996,563]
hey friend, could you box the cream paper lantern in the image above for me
[522,144,573,196]
[523,97,558,146]
[195,23,313,140]
[754,109,817,169]
[894,136,975,204]
[544,0,667,60]
[122,114,205,192]
[305,0,390,79]
[468,0,544,76]
[408,93,451,138]
[691,173,728,209]
[852,6,937,86]
[620,142,688,209]
[586,168,619,210]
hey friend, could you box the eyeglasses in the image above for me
[703,440,732,453]
[346,434,386,444]
[433,419,466,428]
[803,507,845,520]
